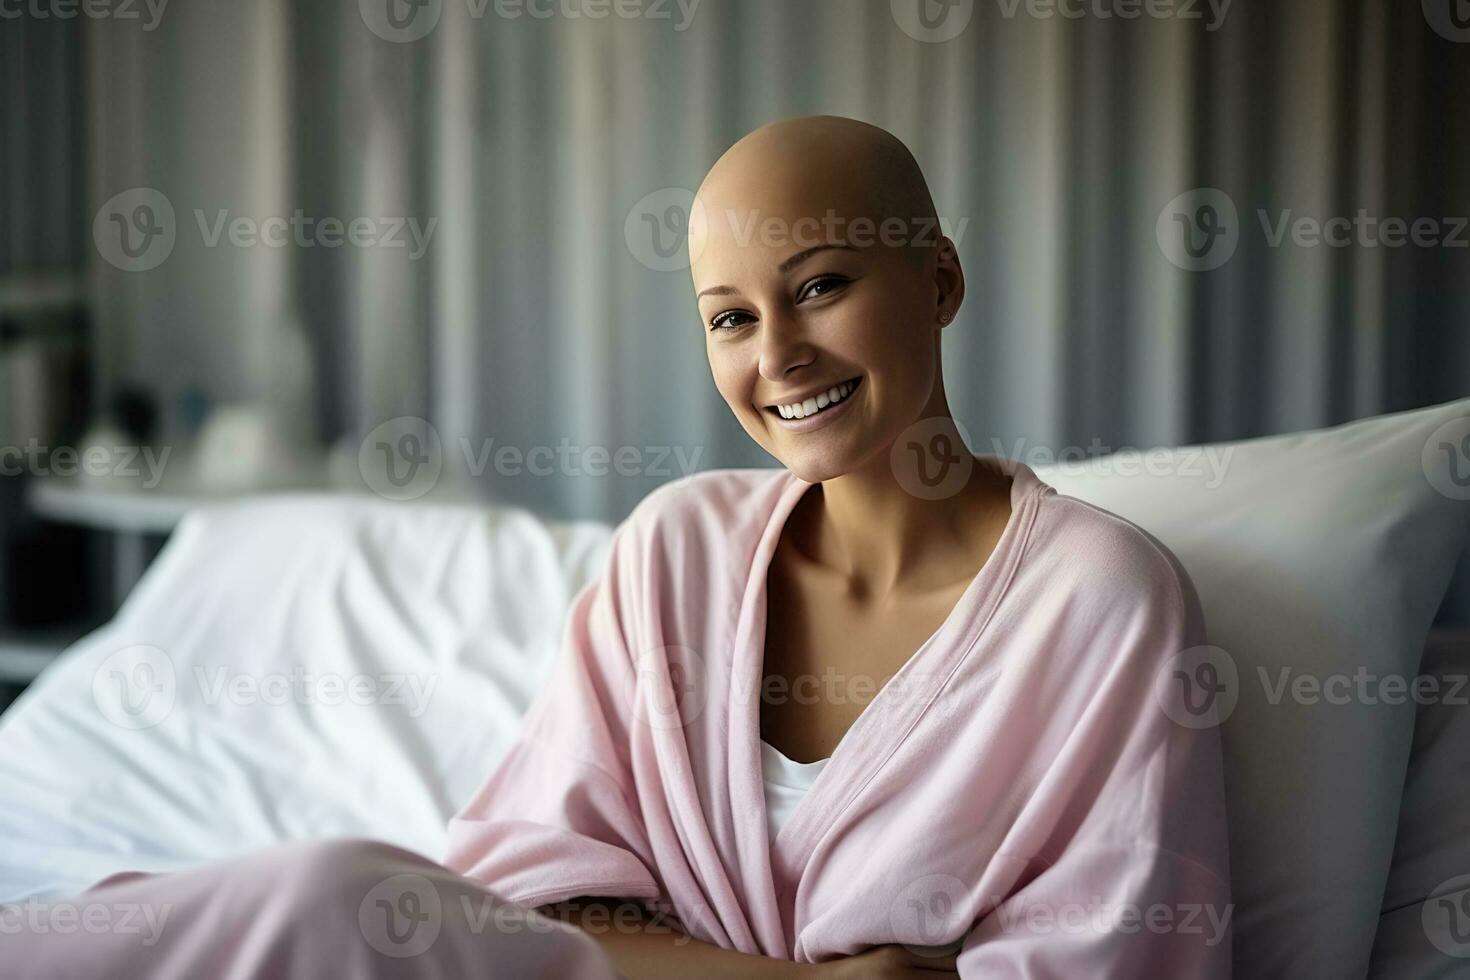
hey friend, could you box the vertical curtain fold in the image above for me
[76,0,1465,533]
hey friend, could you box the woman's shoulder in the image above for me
[1030,487,1203,627]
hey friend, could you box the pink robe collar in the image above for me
[724,454,1050,948]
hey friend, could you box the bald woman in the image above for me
[8,117,1232,979]
[456,116,1231,976]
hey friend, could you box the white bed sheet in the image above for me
[0,494,612,901]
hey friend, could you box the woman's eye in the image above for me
[797,275,849,302]
[710,310,755,331]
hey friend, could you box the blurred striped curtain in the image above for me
[79,0,1468,527]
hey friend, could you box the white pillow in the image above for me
[1367,628,1470,976]
[1033,396,1470,979]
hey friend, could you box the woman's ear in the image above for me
[933,235,965,325]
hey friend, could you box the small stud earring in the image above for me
[939,311,952,324]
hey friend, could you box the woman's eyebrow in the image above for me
[696,243,861,301]
[696,284,740,301]
[777,242,860,274]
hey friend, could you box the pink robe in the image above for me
[446,454,1234,976]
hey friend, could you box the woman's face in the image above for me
[691,210,958,484]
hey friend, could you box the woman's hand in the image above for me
[815,944,961,978]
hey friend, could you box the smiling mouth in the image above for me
[764,376,863,420]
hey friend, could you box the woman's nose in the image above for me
[757,307,815,383]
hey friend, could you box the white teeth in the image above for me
[773,378,858,420]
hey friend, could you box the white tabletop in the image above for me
[26,468,339,534]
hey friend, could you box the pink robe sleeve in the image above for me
[957,547,1233,979]
[443,521,662,910]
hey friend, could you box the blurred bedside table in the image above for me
[29,478,205,603]
[0,468,332,691]
[11,452,477,689]
[26,461,338,608]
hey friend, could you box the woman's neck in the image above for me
[790,417,1012,600]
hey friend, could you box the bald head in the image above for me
[690,116,940,265]
[689,117,967,483]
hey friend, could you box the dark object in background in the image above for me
[178,386,212,443]
[0,301,96,631]
[106,384,159,445]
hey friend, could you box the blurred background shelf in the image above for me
[0,273,84,318]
